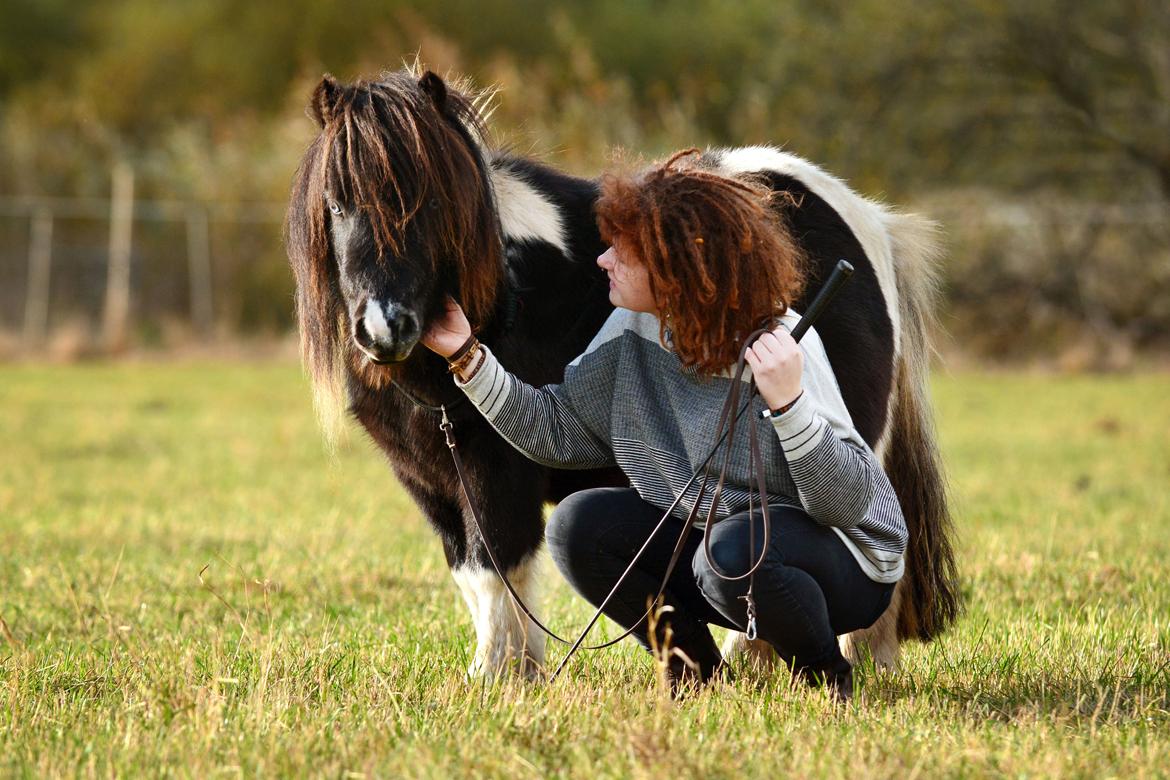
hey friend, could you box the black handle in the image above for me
[758,259,854,419]
[790,259,854,343]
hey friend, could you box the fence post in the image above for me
[186,205,214,338]
[22,207,53,347]
[102,161,134,351]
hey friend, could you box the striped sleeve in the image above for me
[770,392,908,554]
[454,344,617,469]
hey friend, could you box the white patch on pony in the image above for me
[363,299,392,342]
[451,555,546,679]
[489,167,569,257]
[712,145,902,356]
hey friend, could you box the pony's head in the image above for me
[285,67,502,432]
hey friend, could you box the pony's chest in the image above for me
[352,393,448,460]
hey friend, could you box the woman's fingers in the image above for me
[754,331,785,357]
[419,295,474,357]
[759,328,798,355]
[751,335,773,356]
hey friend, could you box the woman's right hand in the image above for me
[421,295,473,358]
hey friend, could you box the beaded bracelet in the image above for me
[457,347,486,383]
[446,334,480,376]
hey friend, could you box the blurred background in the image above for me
[1,0,1167,367]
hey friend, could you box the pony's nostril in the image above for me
[353,316,372,347]
[399,311,419,339]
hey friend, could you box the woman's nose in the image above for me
[597,246,615,269]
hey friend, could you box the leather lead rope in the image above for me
[441,260,855,678]
[441,405,598,648]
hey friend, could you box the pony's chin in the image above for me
[359,344,415,365]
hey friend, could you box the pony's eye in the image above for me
[429,198,440,210]
[328,200,343,216]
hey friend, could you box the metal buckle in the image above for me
[439,404,456,448]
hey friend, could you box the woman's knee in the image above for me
[691,517,757,604]
[546,487,633,559]
[694,516,759,581]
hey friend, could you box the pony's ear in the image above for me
[309,74,343,127]
[418,70,448,111]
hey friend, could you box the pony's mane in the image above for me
[285,66,504,442]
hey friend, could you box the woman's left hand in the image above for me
[745,326,803,411]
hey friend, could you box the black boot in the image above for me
[664,632,725,699]
[795,653,853,705]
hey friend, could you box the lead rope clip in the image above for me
[741,592,758,641]
[439,404,455,448]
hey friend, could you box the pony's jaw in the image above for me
[355,340,417,365]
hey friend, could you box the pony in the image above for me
[284,64,959,679]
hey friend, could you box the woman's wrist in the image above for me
[768,390,803,417]
[446,332,478,362]
[454,346,485,383]
[447,334,480,376]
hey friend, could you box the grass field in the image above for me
[1,362,1168,777]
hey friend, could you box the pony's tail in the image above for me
[881,210,961,641]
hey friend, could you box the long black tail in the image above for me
[883,210,961,641]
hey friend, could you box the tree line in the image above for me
[1,0,1166,360]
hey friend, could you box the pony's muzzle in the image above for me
[353,298,420,363]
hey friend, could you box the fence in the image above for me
[1,177,1167,360]
[0,164,287,352]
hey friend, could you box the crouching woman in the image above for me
[421,150,907,702]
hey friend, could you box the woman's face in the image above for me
[597,238,658,314]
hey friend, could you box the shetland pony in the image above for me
[284,65,958,678]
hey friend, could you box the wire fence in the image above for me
[1,180,1167,359]
[0,170,289,352]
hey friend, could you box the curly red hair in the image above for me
[595,149,807,375]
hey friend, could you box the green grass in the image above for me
[1,362,1168,777]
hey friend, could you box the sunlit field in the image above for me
[1,362,1167,777]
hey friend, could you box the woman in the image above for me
[422,150,907,702]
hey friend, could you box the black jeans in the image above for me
[546,487,895,671]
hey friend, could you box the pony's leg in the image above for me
[450,454,549,681]
[451,553,545,680]
[396,473,542,681]
[840,579,903,671]
[720,632,778,672]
